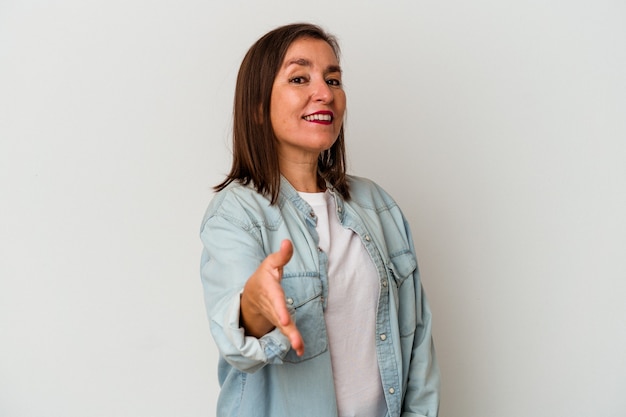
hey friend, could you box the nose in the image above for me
[312,78,333,103]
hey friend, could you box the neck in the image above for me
[279,157,323,193]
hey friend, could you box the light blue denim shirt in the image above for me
[200,175,440,417]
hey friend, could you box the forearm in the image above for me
[207,288,291,373]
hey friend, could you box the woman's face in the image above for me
[270,37,346,164]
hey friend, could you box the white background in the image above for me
[1,1,625,416]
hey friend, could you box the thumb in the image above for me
[266,239,293,270]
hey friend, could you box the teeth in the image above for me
[304,113,332,122]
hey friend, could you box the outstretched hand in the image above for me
[240,239,304,356]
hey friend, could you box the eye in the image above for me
[289,76,309,84]
[326,78,342,87]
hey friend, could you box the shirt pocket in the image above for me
[387,251,418,337]
[280,274,328,363]
[388,251,417,287]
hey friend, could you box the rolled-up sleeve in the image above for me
[200,212,292,373]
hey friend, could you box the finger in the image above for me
[269,295,304,356]
[278,319,305,357]
[269,290,292,328]
[271,239,303,355]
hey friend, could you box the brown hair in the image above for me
[214,23,350,204]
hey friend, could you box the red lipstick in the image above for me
[303,110,334,125]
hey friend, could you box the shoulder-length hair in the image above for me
[214,23,350,204]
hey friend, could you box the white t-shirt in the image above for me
[299,191,387,417]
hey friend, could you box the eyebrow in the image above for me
[284,58,342,74]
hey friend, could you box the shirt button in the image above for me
[286,298,294,305]
[364,234,371,242]
[388,387,395,394]
[382,280,388,287]
[380,334,387,341]
[337,206,343,213]
[309,211,316,218]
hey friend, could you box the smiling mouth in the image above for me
[303,112,333,123]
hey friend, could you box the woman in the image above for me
[200,23,440,417]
